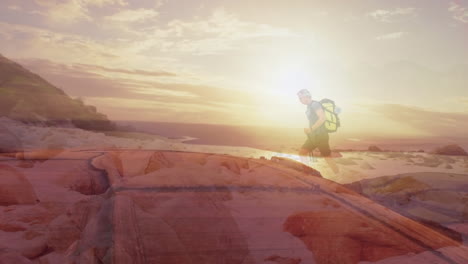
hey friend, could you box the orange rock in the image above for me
[284,210,439,264]
[0,164,38,206]
[265,255,302,264]
[46,215,81,252]
[0,250,33,264]
[270,156,321,177]
[283,210,416,264]
[432,144,467,156]
[144,151,174,174]
[1,150,467,264]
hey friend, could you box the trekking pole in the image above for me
[308,151,317,165]
[305,133,316,165]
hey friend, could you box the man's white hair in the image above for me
[297,89,311,97]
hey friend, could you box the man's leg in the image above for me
[299,137,316,165]
[325,157,340,174]
[316,132,331,157]
[317,133,340,174]
[299,147,310,165]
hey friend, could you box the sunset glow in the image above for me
[1,0,467,141]
[2,3,468,261]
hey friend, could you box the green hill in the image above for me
[0,54,115,131]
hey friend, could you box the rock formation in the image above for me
[368,145,383,152]
[0,150,467,263]
[432,144,468,156]
[0,164,38,206]
[0,54,115,131]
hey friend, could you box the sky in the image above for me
[1,0,467,142]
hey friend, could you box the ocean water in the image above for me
[115,121,468,153]
[115,121,305,151]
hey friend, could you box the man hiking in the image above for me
[297,89,330,159]
[297,89,339,173]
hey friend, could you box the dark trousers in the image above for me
[301,132,331,157]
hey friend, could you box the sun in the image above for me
[269,58,321,99]
[248,57,322,127]
[277,66,315,93]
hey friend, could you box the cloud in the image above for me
[84,97,253,124]
[449,2,468,23]
[87,97,224,112]
[1,5,299,67]
[7,5,22,11]
[17,58,257,105]
[345,61,468,115]
[94,7,299,57]
[34,0,128,24]
[376,31,408,40]
[368,104,468,138]
[0,5,302,113]
[16,59,177,82]
[74,64,176,77]
[13,58,261,124]
[138,8,298,55]
[192,8,293,39]
[34,0,89,23]
[0,22,192,84]
[34,0,128,8]
[0,22,121,64]
[104,8,159,23]
[368,8,417,22]
[459,97,468,111]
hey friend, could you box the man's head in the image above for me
[297,89,312,105]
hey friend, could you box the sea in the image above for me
[115,121,305,152]
[114,121,468,153]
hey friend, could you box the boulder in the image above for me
[368,145,382,152]
[432,144,468,156]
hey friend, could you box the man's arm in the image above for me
[309,107,326,132]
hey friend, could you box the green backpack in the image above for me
[320,99,341,133]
